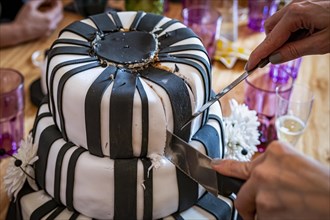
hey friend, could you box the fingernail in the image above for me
[211,158,223,165]
[244,62,249,71]
[269,52,282,64]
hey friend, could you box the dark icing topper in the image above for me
[92,31,158,68]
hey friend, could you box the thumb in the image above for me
[211,159,252,180]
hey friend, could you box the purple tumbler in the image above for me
[0,68,24,158]
[248,0,278,32]
[244,68,293,153]
[182,5,221,58]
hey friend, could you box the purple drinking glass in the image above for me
[0,68,24,158]
[248,0,278,32]
[244,68,293,153]
[269,58,302,82]
[182,5,221,58]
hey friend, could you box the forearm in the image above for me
[0,23,25,48]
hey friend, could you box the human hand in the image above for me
[211,141,330,220]
[246,0,330,71]
[13,0,63,41]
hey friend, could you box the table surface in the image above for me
[0,2,329,219]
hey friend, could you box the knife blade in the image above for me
[181,57,269,130]
[164,130,244,197]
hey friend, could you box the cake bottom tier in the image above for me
[6,182,239,220]
[28,100,227,219]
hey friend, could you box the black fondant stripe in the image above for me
[159,44,207,54]
[192,124,220,159]
[40,95,49,106]
[130,11,144,30]
[35,125,62,190]
[31,111,52,144]
[157,56,210,125]
[51,38,91,48]
[154,19,180,35]
[136,78,149,157]
[69,212,80,220]
[171,213,184,220]
[209,113,226,158]
[109,11,123,28]
[46,206,65,220]
[158,28,198,50]
[54,142,75,204]
[176,169,199,212]
[114,159,138,220]
[228,194,240,220]
[157,55,210,98]
[66,147,86,211]
[85,66,116,156]
[5,182,35,220]
[170,53,211,76]
[31,97,50,142]
[196,193,232,220]
[136,13,163,32]
[60,21,96,40]
[46,46,92,96]
[48,56,98,125]
[57,62,100,141]
[46,46,92,95]
[208,114,222,126]
[140,67,197,212]
[46,46,91,105]
[48,46,90,59]
[140,66,191,141]
[142,159,153,220]
[109,69,137,158]
[30,199,58,220]
[89,13,119,33]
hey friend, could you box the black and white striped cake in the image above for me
[6,11,238,220]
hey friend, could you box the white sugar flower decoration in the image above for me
[4,133,39,200]
[223,99,260,161]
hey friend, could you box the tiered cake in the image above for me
[5,11,237,219]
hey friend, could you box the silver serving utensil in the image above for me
[165,130,244,197]
[181,57,269,130]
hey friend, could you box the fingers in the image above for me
[45,0,63,21]
[269,29,330,63]
[264,4,288,35]
[43,1,63,36]
[246,11,298,70]
[211,159,256,180]
[245,0,329,70]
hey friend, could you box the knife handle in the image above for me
[217,173,245,197]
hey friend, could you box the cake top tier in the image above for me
[46,11,213,158]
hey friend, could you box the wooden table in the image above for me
[1,2,329,219]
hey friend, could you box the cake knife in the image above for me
[181,57,269,129]
[164,130,244,197]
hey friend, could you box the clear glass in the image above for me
[0,68,24,158]
[275,83,314,146]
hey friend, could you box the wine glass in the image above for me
[275,83,314,146]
